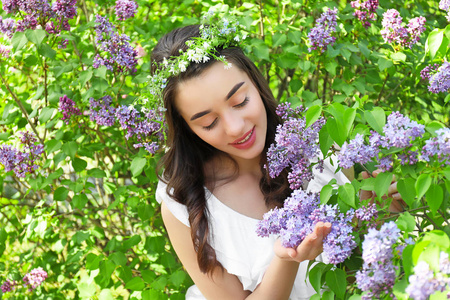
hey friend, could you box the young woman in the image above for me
[152,24,399,299]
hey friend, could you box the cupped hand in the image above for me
[274,222,332,263]
[360,169,406,213]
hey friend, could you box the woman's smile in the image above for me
[229,126,256,149]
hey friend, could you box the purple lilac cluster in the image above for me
[0,17,16,38]
[0,279,16,293]
[356,222,401,299]
[256,190,357,264]
[307,8,338,53]
[440,0,450,22]
[115,105,164,153]
[405,252,450,300]
[266,103,325,190]
[93,15,138,73]
[428,61,450,93]
[22,267,47,291]
[59,95,81,123]
[420,64,440,80]
[355,203,378,222]
[89,96,116,126]
[338,112,425,171]
[115,0,138,21]
[350,0,379,28]
[0,132,44,178]
[380,9,426,48]
[0,44,10,58]
[422,128,450,165]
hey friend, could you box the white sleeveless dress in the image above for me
[155,156,350,299]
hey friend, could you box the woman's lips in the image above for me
[230,126,256,149]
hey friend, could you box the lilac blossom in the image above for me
[89,96,116,126]
[420,63,440,80]
[350,0,378,28]
[405,259,450,300]
[375,155,393,171]
[356,222,400,299]
[355,203,378,222]
[59,95,81,123]
[382,112,425,148]
[266,105,325,190]
[115,0,138,21]
[93,15,138,73]
[115,105,164,141]
[52,0,77,19]
[338,134,379,169]
[0,279,16,293]
[0,17,17,38]
[133,142,160,155]
[256,190,357,264]
[428,61,450,93]
[307,8,338,53]
[0,132,44,178]
[422,128,450,165]
[381,9,426,48]
[440,0,450,22]
[0,44,11,58]
[23,267,47,291]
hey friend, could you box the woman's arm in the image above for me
[161,201,330,300]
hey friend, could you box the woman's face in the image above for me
[175,62,268,162]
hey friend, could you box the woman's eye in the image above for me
[234,97,249,108]
[203,118,218,131]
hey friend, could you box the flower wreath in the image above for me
[140,8,248,109]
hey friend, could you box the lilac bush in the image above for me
[356,222,401,299]
[380,9,426,48]
[0,279,16,293]
[59,95,81,123]
[428,61,450,93]
[338,111,427,171]
[350,0,378,28]
[266,103,325,190]
[22,267,47,291]
[421,128,450,164]
[307,7,338,53]
[93,15,138,73]
[115,0,138,21]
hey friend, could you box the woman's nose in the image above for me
[223,111,245,137]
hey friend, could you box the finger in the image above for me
[372,169,382,177]
[388,181,398,195]
[361,171,370,179]
[313,221,325,240]
[287,248,297,258]
[391,174,397,183]
[391,192,403,201]
[323,222,332,237]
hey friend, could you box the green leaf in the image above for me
[390,52,406,62]
[109,251,127,266]
[131,157,147,177]
[392,277,409,300]
[72,157,87,172]
[364,107,386,133]
[45,139,62,153]
[326,118,344,146]
[87,168,107,178]
[426,184,443,214]
[123,235,141,250]
[319,126,334,156]
[38,107,56,123]
[395,212,415,233]
[415,173,432,199]
[11,31,28,51]
[79,70,93,87]
[170,270,187,287]
[426,29,444,60]
[322,291,335,300]
[38,43,56,59]
[378,57,393,71]
[98,289,114,300]
[374,172,393,199]
[320,185,333,205]
[360,177,376,191]
[309,263,326,293]
[425,121,446,134]
[54,187,69,201]
[397,178,416,206]
[125,277,145,291]
[72,194,89,210]
[305,105,322,128]
[95,260,116,288]
[25,29,46,48]
[325,268,346,299]
[62,141,78,159]
[338,183,356,208]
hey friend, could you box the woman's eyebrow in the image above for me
[190,81,246,121]
[226,81,245,100]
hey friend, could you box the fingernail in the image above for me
[312,234,318,240]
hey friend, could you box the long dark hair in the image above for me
[152,25,291,274]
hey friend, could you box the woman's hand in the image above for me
[360,169,406,213]
[274,221,332,263]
